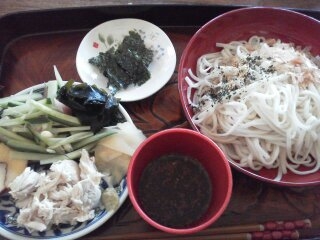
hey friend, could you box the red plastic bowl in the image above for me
[178,7,320,186]
[127,128,232,234]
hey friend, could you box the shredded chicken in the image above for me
[9,149,103,233]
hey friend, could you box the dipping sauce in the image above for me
[138,154,212,228]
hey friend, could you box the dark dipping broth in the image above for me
[138,154,212,228]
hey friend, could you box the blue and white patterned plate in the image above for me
[0,180,127,240]
[0,83,132,240]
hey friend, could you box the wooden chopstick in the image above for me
[85,231,297,240]
[87,233,252,240]
[84,219,312,240]
[151,233,252,240]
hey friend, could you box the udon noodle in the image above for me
[185,35,320,180]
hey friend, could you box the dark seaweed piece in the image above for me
[89,48,132,92]
[115,47,150,86]
[119,31,153,67]
[88,48,115,74]
[88,30,153,92]
[57,81,125,133]
[115,31,152,86]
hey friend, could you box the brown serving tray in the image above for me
[0,4,320,239]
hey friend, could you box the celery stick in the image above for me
[30,100,81,126]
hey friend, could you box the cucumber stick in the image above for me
[45,80,58,100]
[0,78,119,163]
[0,126,34,144]
[72,130,114,149]
[0,93,42,107]
[30,100,81,126]
[6,140,49,153]
[48,132,93,149]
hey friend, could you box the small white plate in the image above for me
[76,18,176,102]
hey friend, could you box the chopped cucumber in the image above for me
[0,93,42,107]
[54,65,65,88]
[6,140,49,153]
[51,126,91,133]
[0,126,34,144]
[45,80,59,100]
[72,129,115,149]
[30,100,81,126]
[40,143,96,165]
[48,132,93,149]
[0,117,25,127]
[2,99,47,117]
[0,76,123,164]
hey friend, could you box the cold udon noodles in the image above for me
[185,35,320,180]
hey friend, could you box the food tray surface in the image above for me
[0,4,319,239]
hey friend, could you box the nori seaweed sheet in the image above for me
[89,31,153,92]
